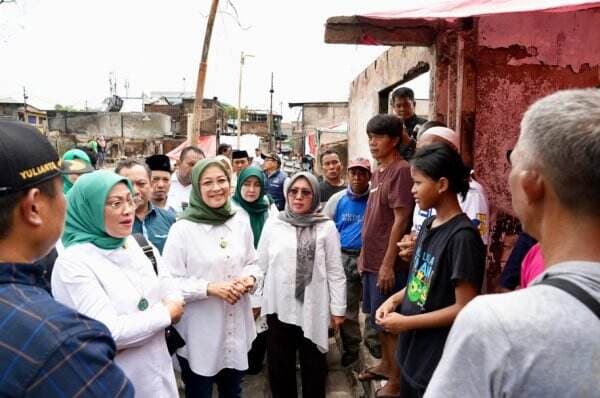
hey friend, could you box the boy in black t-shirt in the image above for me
[376,143,485,396]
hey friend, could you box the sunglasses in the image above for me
[288,188,313,198]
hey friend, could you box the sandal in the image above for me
[357,367,389,382]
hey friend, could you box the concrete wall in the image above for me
[302,103,348,129]
[49,112,170,139]
[347,46,434,161]
[474,9,600,215]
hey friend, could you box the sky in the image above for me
[0,0,435,122]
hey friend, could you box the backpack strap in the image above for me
[539,277,600,319]
[132,233,158,275]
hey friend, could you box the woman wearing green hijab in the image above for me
[232,166,279,248]
[231,166,278,375]
[52,170,184,397]
[162,159,262,398]
[61,148,93,194]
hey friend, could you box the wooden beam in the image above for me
[324,16,468,47]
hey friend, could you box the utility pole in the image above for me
[190,0,220,148]
[22,86,28,124]
[268,72,274,152]
[237,52,254,149]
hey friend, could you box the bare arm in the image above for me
[377,206,412,293]
[377,280,479,333]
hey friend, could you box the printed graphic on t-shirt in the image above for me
[407,246,435,308]
[342,213,363,223]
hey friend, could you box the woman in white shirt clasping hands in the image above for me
[163,159,261,398]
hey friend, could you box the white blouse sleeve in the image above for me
[322,221,347,316]
[154,248,183,302]
[253,218,275,308]
[162,223,209,302]
[52,256,171,350]
[239,222,262,289]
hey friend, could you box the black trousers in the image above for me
[266,314,328,398]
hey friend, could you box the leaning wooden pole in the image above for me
[190,0,220,148]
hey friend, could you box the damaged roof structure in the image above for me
[324,0,600,290]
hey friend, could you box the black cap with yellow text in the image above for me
[0,121,63,196]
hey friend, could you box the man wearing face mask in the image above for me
[116,159,175,254]
[167,146,205,215]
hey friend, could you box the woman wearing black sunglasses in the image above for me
[256,172,347,398]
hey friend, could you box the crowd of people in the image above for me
[0,87,598,398]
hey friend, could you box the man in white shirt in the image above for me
[251,148,264,168]
[425,89,600,397]
[166,146,204,215]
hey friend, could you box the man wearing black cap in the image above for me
[261,151,289,211]
[232,149,250,174]
[0,121,133,397]
[146,154,174,214]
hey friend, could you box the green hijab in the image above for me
[62,170,134,250]
[181,159,236,225]
[233,167,272,248]
[62,148,92,194]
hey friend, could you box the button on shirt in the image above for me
[162,214,262,377]
[133,203,176,254]
[52,236,181,398]
[257,217,347,353]
[166,173,192,216]
[0,263,134,397]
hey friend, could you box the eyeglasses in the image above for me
[105,198,136,210]
[288,188,313,198]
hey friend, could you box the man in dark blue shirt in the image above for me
[324,157,379,366]
[262,152,289,211]
[0,121,133,397]
[116,159,175,254]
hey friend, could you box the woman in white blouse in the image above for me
[257,172,346,398]
[162,158,261,398]
[52,170,184,398]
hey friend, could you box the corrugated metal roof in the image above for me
[363,0,600,20]
[325,0,600,45]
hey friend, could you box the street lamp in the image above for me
[237,51,254,149]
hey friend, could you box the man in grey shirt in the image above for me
[426,89,600,397]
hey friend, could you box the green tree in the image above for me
[54,104,79,111]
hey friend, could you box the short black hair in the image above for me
[115,158,151,179]
[319,149,341,163]
[217,143,232,155]
[391,87,416,104]
[180,146,205,162]
[0,176,59,239]
[411,142,470,200]
[366,114,404,138]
